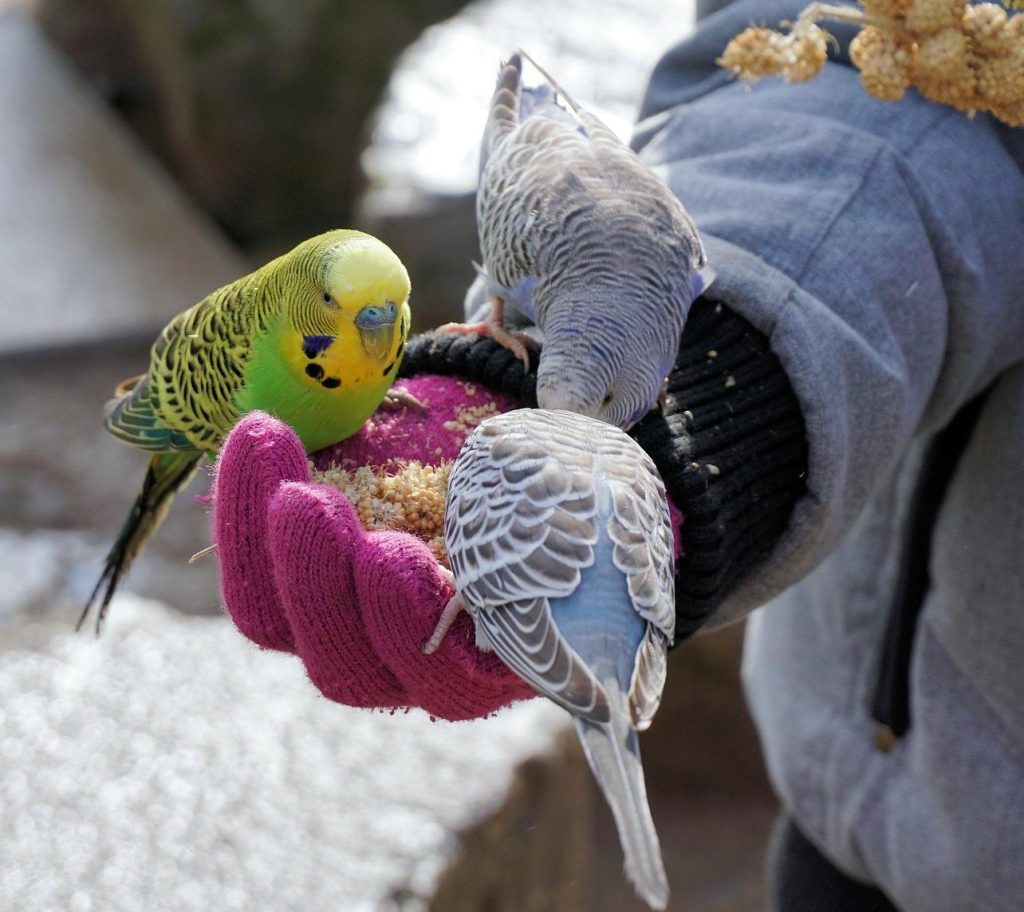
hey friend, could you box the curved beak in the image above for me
[355,301,399,361]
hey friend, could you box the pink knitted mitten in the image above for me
[213,375,536,721]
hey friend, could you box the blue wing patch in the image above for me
[104,374,198,453]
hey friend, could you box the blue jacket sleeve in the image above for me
[633,0,1024,624]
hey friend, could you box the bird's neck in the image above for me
[237,317,395,453]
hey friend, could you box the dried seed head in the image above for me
[975,46,1024,109]
[862,0,910,22]
[989,96,1024,126]
[717,1,1023,125]
[907,25,981,112]
[851,26,911,100]
[964,3,1012,56]
[914,27,969,75]
[718,27,789,79]
[903,0,966,36]
[786,23,830,82]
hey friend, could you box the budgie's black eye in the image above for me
[322,292,332,304]
[603,390,615,406]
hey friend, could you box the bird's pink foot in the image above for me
[435,319,537,372]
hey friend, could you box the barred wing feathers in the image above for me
[445,409,612,721]
[446,409,675,728]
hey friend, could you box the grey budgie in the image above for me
[442,50,713,429]
[424,408,675,909]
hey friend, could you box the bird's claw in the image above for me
[383,388,428,413]
[434,319,536,373]
[422,586,464,655]
[490,325,536,373]
[435,319,492,338]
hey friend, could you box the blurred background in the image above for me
[0,0,777,908]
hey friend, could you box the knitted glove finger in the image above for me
[215,402,536,721]
[313,370,538,718]
[356,531,536,721]
[267,482,407,709]
[214,412,307,651]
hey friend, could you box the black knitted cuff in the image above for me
[400,300,807,643]
[398,331,539,405]
[632,299,807,640]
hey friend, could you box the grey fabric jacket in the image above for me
[632,2,1024,909]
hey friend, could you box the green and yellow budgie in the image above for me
[80,229,414,633]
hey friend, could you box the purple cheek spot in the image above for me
[302,335,335,359]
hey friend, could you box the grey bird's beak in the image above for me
[355,301,399,361]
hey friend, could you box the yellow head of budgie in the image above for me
[239,230,413,450]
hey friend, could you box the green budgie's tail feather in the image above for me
[77,451,201,635]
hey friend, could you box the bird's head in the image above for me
[279,230,411,391]
[535,308,678,430]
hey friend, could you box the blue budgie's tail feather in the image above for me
[520,84,583,134]
[518,82,555,119]
[576,715,669,910]
[518,48,582,115]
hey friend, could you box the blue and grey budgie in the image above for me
[424,408,676,910]
[440,50,713,429]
